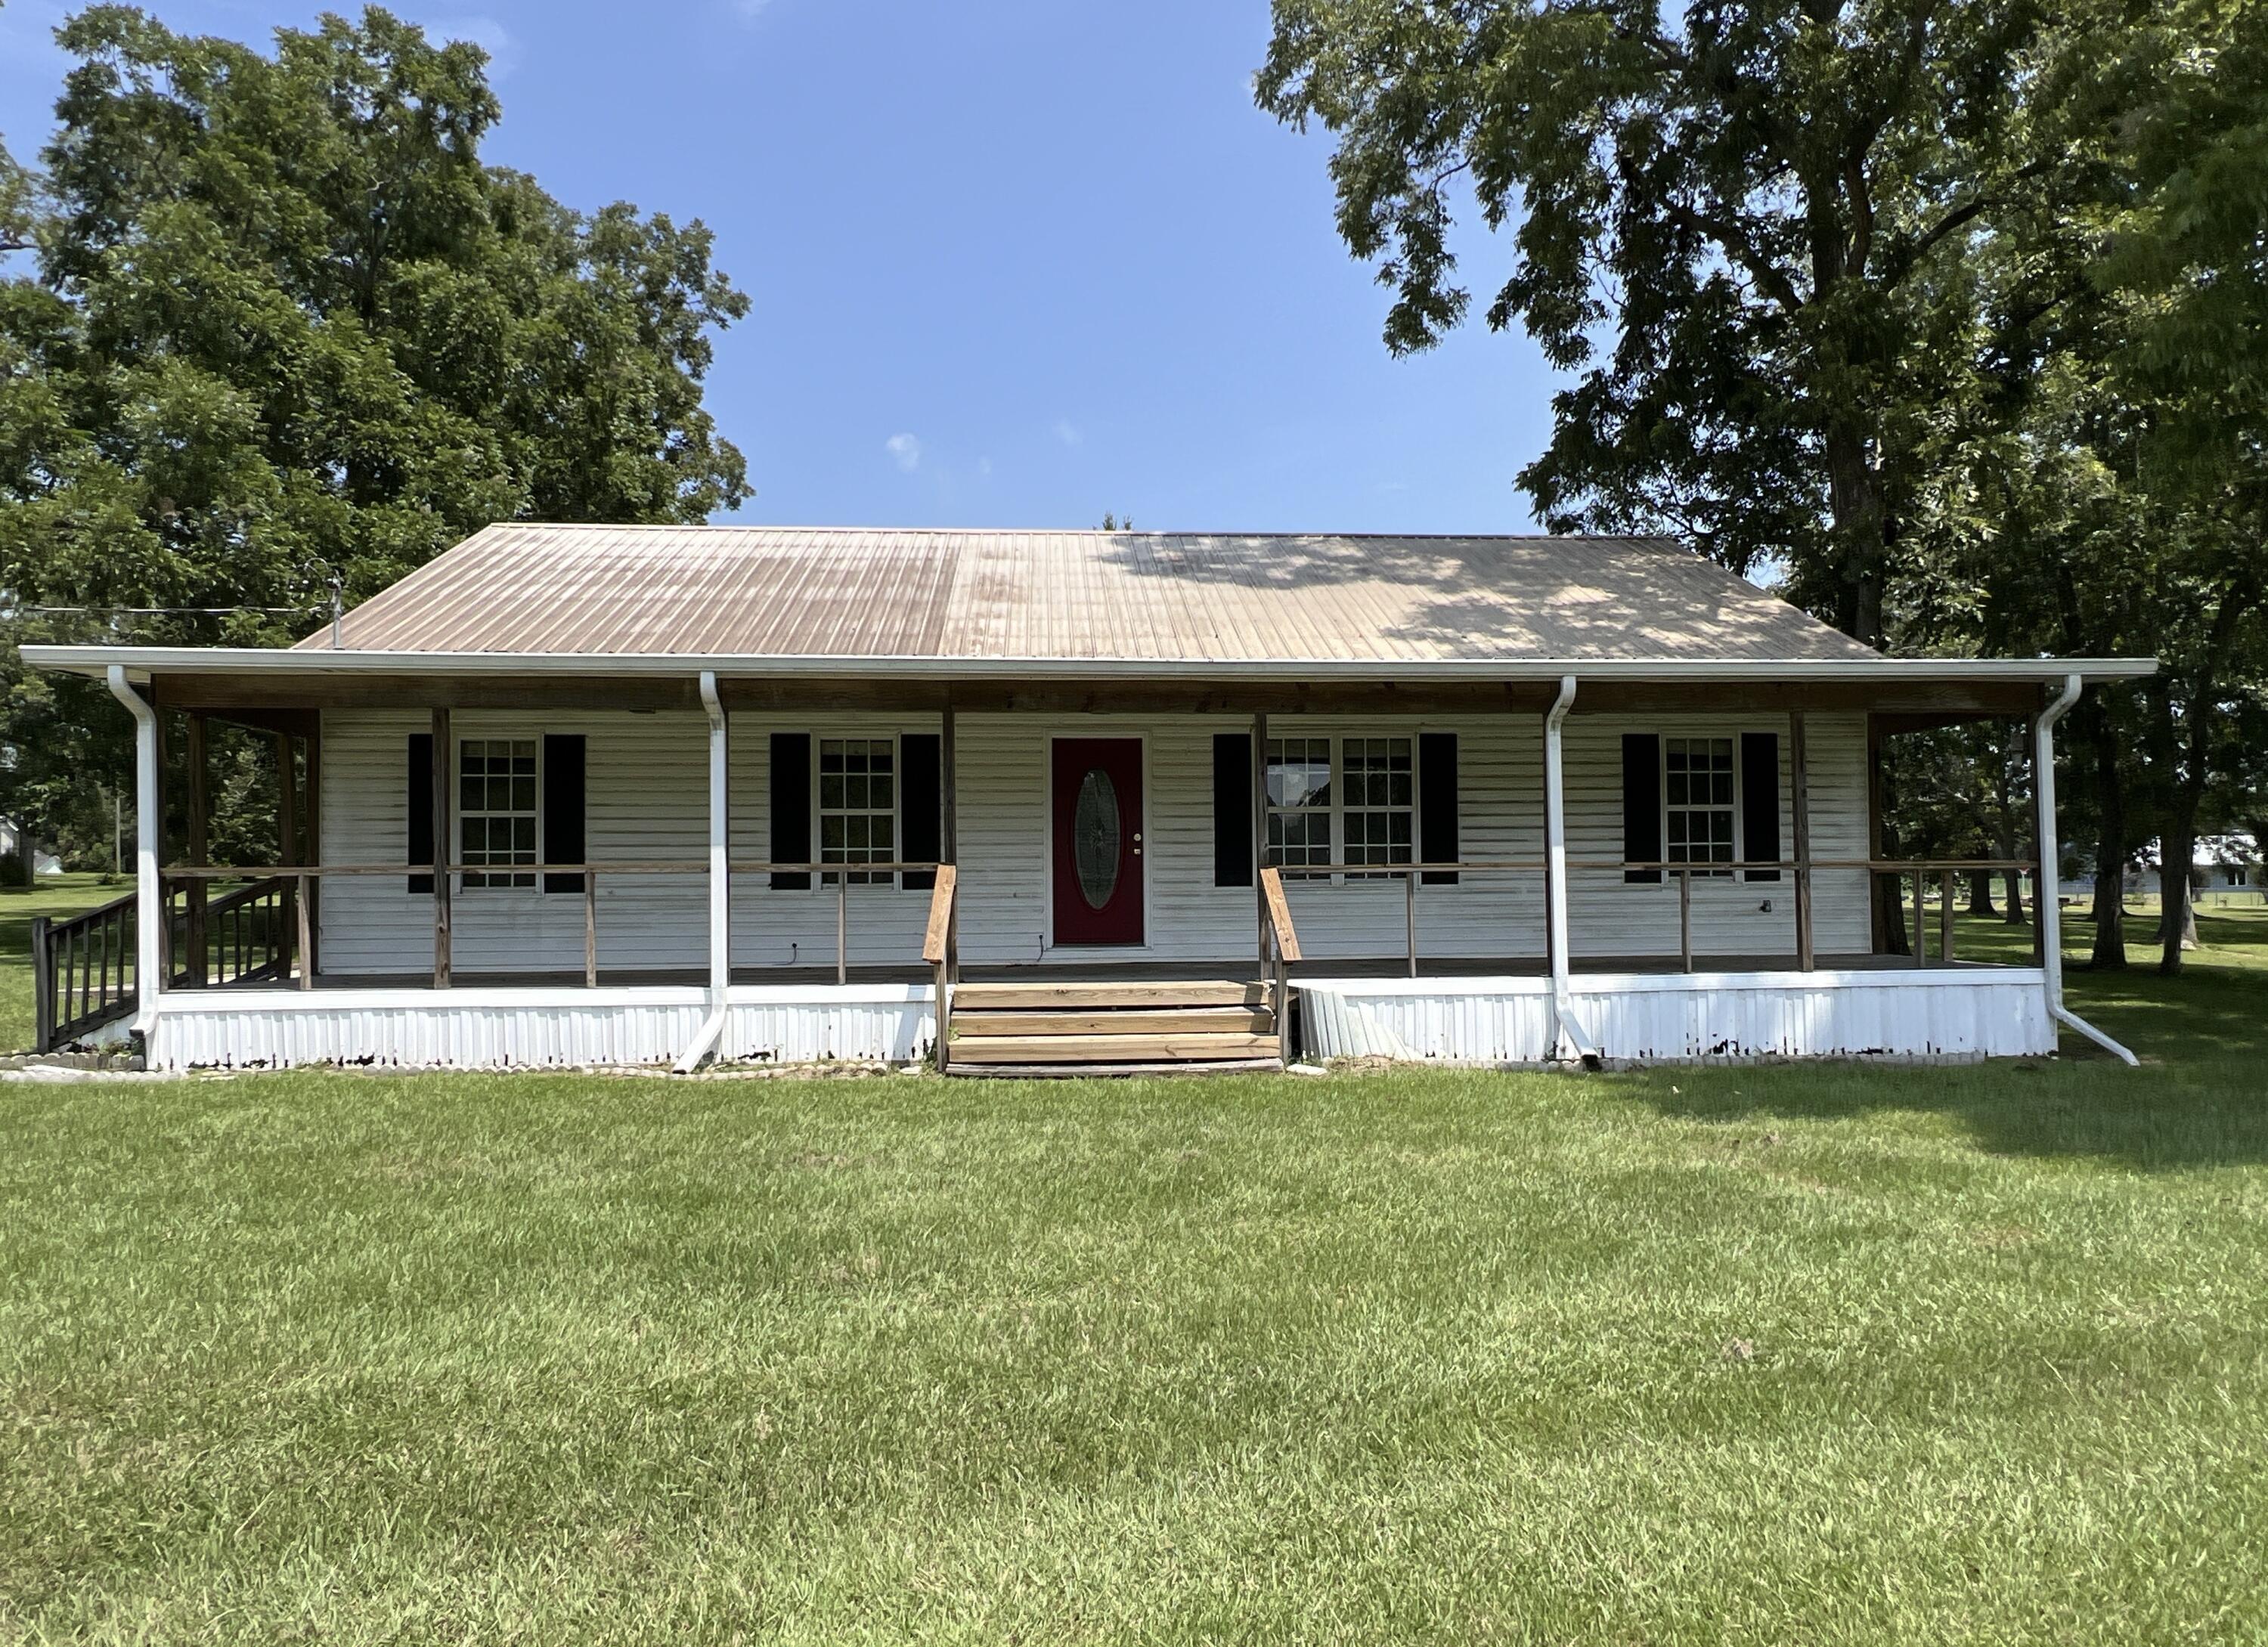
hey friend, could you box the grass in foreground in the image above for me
[0,918,2263,1642]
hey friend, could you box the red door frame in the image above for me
[1050,737,1145,946]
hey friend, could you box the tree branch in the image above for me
[1662,199,1805,314]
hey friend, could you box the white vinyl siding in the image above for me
[318,707,1877,975]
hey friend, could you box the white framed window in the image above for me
[1664,735,1736,875]
[459,738,538,890]
[818,737,896,886]
[1266,737,1334,876]
[1341,736,1414,877]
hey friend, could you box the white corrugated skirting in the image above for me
[1297,968,2056,1064]
[146,985,934,1072]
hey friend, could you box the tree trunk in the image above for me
[2086,703,2127,970]
[1823,429,1888,649]
[2156,841,2201,968]
[1968,871,1998,917]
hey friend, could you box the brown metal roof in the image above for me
[294,525,1885,664]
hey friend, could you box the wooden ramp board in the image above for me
[945,1057,1284,1079]
[953,980,1266,1011]
[948,1031,1280,1066]
[951,1007,1275,1038]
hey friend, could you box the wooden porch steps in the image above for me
[944,980,1282,1076]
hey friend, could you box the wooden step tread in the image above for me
[948,1031,1280,1066]
[954,980,1266,1010]
[946,1057,1284,1079]
[953,1007,1275,1037]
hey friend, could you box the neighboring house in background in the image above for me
[2059,834,2263,903]
[0,822,64,878]
[26,526,2155,1070]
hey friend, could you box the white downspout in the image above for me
[106,666,163,1039]
[1544,673,1598,1064]
[674,670,732,1073]
[2035,672,2138,1066]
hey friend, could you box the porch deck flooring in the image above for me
[268,951,2028,992]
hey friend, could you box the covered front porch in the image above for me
[31,652,2135,1073]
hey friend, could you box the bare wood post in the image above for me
[925,865,958,1072]
[584,869,599,987]
[835,873,847,986]
[1252,711,1269,967]
[277,732,299,983]
[432,708,451,988]
[1912,869,1926,967]
[1405,868,1418,977]
[304,723,322,981]
[1790,711,1814,971]
[296,873,312,991]
[185,712,209,987]
[1940,868,1956,963]
[1679,867,1693,973]
[30,915,54,1052]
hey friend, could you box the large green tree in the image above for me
[0,5,751,863]
[1257,0,2124,647]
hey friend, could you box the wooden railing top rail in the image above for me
[160,861,951,877]
[1259,866,1303,963]
[922,865,958,965]
[44,888,135,932]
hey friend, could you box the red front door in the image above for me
[1052,738,1145,946]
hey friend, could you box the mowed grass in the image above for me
[2,918,2265,1641]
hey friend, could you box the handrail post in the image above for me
[584,869,598,987]
[296,873,313,990]
[1404,867,1417,978]
[1912,869,1926,967]
[1939,868,1956,964]
[1679,867,1693,973]
[31,915,54,1053]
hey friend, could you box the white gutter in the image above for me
[106,665,163,1036]
[1543,675,1600,1065]
[2034,673,2139,1066]
[674,670,732,1075]
[18,644,2161,687]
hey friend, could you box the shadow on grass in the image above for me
[1614,910,2268,1172]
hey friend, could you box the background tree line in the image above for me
[1,4,748,875]
[1260,0,2268,973]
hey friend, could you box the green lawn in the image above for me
[2,918,2264,1641]
[0,874,132,1053]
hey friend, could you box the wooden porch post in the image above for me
[941,695,958,983]
[1543,676,1577,1055]
[701,671,730,1000]
[1790,711,1814,971]
[276,732,299,983]
[185,712,209,987]
[1252,711,1269,964]
[303,722,322,982]
[432,708,451,988]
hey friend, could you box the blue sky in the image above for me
[0,0,1565,533]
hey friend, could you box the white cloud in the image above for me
[885,433,922,473]
[1052,418,1083,448]
[735,0,776,19]
[977,457,993,478]
[423,14,518,77]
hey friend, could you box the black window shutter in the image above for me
[1622,733,1662,884]
[900,733,940,890]
[1419,732,1459,884]
[1213,733,1253,887]
[1741,732,1782,881]
[542,735,586,893]
[407,732,434,894]
[770,732,811,890]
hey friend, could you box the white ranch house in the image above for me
[26,526,2152,1072]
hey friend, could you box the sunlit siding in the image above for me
[318,708,1876,976]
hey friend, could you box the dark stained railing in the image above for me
[31,892,138,1052]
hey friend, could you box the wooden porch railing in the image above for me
[158,859,947,987]
[1259,867,1301,1045]
[923,865,959,1070]
[30,891,137,1051]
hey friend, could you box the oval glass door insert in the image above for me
[1073,768,1122,909]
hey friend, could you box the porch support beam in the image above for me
[2034,673,2136,1064]
[185,711,209,987]
[1543,674,1594,1063]
[432,708,451,989]
[106,666,163,1032]
[941,695,957,986]
[1791,711,1814,971]
[277,732,299,985]
[674,670,732,1074]
[1252,711,1268,962]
